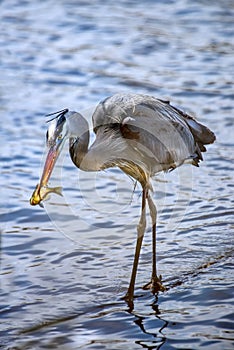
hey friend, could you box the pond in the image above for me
[0,0,233,349]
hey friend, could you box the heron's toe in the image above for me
[143,275,167,293]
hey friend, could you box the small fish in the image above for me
[30,183,62,207]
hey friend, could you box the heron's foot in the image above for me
[143,275,167,293]
[122,291,134,311]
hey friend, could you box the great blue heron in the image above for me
[30,93,216,303]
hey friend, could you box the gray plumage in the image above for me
[68,93,215,188]
[42,93,216,305]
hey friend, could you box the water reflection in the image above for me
[18,295,169,350]
[133,299,168,349]
[10,245,232,350]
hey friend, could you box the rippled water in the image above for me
[1,1,233,349]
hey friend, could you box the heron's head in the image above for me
[39,109,73,188]
[46,109,68,149]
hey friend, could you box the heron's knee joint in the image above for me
[137,221,146,238]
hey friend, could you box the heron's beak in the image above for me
[39,145,60,188]
[30,139,65,206]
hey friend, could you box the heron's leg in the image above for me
[144,193,166,293]
[124,188,147,304]
[148,193,157,282]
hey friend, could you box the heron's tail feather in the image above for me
[186,118,216,151]
[169,103,216,151]
[177,109,216,166]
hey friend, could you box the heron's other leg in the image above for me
[124,187,147,304]
[144,193,166,293]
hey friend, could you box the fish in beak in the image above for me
[30,183,63,207]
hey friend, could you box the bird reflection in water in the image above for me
[30,93,216,306]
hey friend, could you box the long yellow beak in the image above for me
[30,145,59,206]
[39,146,59,188]
[30,146,59,205]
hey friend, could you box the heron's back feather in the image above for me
[69,93,216,186]
[91,94,215,177]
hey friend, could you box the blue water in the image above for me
[1,0,233,349]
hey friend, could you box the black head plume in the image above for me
[46,108,69,123]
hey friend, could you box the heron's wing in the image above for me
[92,94,216,172]
[165,103,216,151]
[93,93,215,146]
[118,99,199,171]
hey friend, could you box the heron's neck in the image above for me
[69,130,92,170]
[69,126,123,172]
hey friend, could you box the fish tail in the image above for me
[53,187,63,196]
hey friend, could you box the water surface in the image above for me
[0,1,233,349]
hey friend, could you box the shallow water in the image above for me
[0,0,234,349]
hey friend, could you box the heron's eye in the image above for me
[58,134,63,140]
